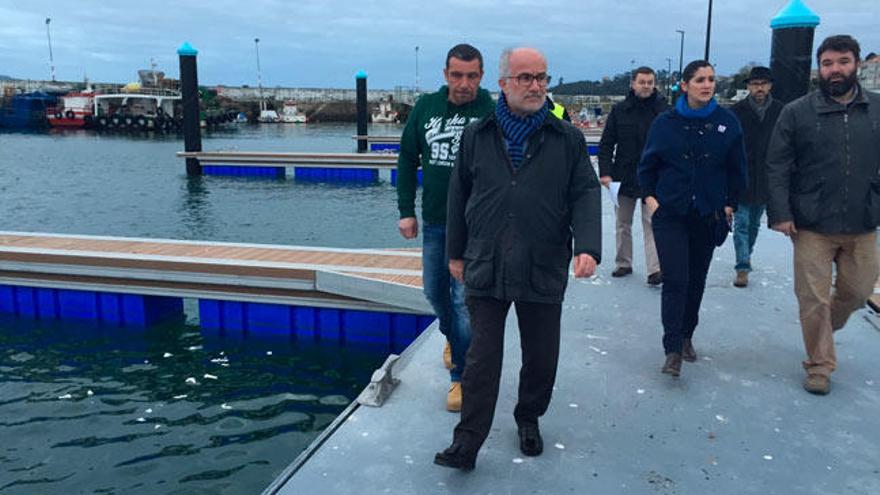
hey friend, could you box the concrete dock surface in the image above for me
[274,197,880,495]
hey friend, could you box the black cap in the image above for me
[745,66,773,83]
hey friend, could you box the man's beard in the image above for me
[819,70,858,97]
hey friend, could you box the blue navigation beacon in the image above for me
[770,0,820,29]
[177,41,199,56]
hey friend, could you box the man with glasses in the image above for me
[396,43,495,412]
[434,47,601,470]
[730,66,783,288]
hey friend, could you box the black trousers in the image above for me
[651,208,716,354]
[452,295,562,453]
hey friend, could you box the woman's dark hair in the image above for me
[682,60,713,83]
[816,35,861,63]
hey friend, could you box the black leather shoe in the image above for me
[647,271,663,286]
[517,423,543,457]
[682,339,697,362]
[612,267,633,277]
[434,442,476,471]
[661,352,682,377]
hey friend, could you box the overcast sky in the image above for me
[1,0,876,89]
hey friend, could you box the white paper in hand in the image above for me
[606,181,621,208]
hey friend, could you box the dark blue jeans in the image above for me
[651,208,716,354]
[422,222,471,382]
[733,203,765,272]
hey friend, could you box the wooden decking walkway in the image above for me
[0,231,430,314]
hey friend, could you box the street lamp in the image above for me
[705,0,713,61]
[415,45,420,94]
[45,17,55,82]
[676,29,685,79]
[254,37,263,107]
[666,57,673,100]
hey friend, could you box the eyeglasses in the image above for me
[507,72,551,87]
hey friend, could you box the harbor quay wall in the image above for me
[216,86,419,105]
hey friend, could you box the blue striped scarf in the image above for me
[495,93,549,168]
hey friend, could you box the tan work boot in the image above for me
[803,374,830,395]
[447,381,462,412]
[443,341,453,370]
[734,270,748,288]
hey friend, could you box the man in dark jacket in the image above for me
[598,66,667,285]
[730,66,784,288]
[434,47,601,471]
[767,35,880,396]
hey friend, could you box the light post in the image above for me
[254,37,263,106]
[676,29,685,79]
[415,45,420,94]
[666,57,673,100]
[705,0,714,61]
[45,17,55,82]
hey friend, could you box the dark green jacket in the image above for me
[396,86,495,224]
[447,112,602,304]
[767,86,880,233]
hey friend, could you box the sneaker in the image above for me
[647,271,663,286]
[517,423,543,456]
[803,374,830,395]
[682,338,697,362]
[734,270,748,288]
[443,341,453,370]
[661,352,682,377]
[434,442,476,471]
[446,381,462,412]
[612,267,633,277]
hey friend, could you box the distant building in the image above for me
[861,54,879,93]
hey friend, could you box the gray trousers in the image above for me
[615,194,660,274]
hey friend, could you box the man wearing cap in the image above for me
[730,66,783,288]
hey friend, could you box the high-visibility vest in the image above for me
[550,102,566,120]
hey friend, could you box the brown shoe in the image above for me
[443,341,452,370]
[733,270,748,288]
[803,374,830,395]
[447,381,462,412]
[612,266,633,277]
[647,271,663,286]
[661,353,682,377]
[682,339,697,362]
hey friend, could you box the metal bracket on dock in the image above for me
[357,354,400,407]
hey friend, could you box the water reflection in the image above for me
[0,315,385,493]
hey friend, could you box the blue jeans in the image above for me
[422,223,471,382]
[733,204,765,272]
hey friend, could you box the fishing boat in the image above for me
[371,95,398,124]
[47,90,95,128]
[257,100,279,123]
[0,89,57,129]
[280,100,307,123]
[91,88,181,131]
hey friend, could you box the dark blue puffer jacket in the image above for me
[638,97,748,217]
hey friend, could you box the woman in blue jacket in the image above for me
[638,60,748,377]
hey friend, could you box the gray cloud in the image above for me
[1,0,875,90]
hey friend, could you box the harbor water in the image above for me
[0,123,411,494]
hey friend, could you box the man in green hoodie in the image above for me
[397,43,495,412]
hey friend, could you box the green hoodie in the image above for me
[396,85,495,224]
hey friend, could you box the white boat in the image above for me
[257,100,279,123]
[92,88,180,131]
[280,101,307,123]
[372,95,398,124]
